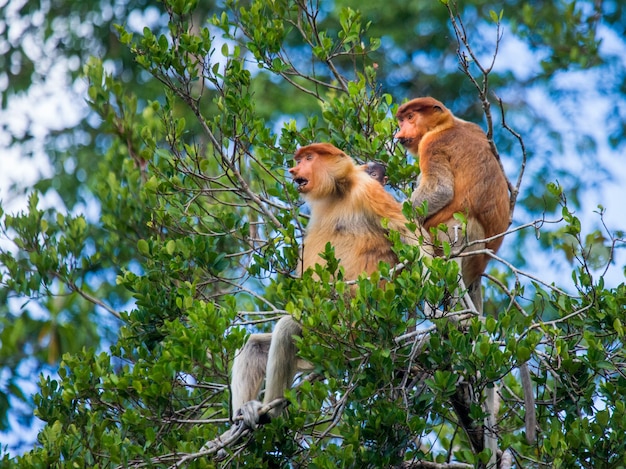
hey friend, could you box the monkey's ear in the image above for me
[433,104,443,112]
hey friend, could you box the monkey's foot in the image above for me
[236,400,264,430]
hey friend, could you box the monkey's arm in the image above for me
[411,153,454,219]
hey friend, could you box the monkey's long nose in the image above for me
[396,136,411,147]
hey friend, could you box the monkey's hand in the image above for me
[235,400,265,430]
[411,167,454,219]
[410,191,429,223]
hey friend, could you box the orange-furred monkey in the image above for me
[230,143,425,428]
[395,96,510,311]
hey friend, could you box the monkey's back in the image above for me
[421,119,510,253]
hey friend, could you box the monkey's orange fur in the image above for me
[290,143,415,279]
[395,97,510,288]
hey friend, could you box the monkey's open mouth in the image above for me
[398,138,413,147]
[294,178,308,191]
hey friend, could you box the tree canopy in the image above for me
[1,0,625,467]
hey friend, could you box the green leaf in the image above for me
[138,239,150,256]
[166,240,176,255]
[517,346,531,362]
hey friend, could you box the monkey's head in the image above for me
[395,97,452,154]
[290,143,354,200]
[362,161,388,186]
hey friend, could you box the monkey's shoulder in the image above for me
[436,120,488,143]
[420,121,492,167]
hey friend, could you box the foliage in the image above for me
[0,0,625,467]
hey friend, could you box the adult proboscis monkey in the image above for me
[396,97,536,452]
[230,143,427,428]
[395,96,510,311]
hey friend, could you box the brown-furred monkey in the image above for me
[395,96,510,312]
[363,161,388,186]
[396,97,536,452]
[230,143,426,429]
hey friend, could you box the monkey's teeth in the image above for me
[294,178,308,189]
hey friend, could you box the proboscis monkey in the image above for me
[396,97,536,452]
[363,161,388,186]
[395,96,510,312]
[230,143,427,429]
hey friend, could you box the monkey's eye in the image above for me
[407,113,415,120]
[305,154,314,161]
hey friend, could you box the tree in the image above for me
[1,0,625,467]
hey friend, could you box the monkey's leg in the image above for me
[231,332,271,427]
[456,218,486,315]
[431,223,482,317]
[263,315,303,418]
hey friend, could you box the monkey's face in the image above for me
[367,169,381,180]
[291,144,352,199]
[394,113,422,154]
[395,97,449,155]
[289,152,317,193]
[361,162,387,186]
